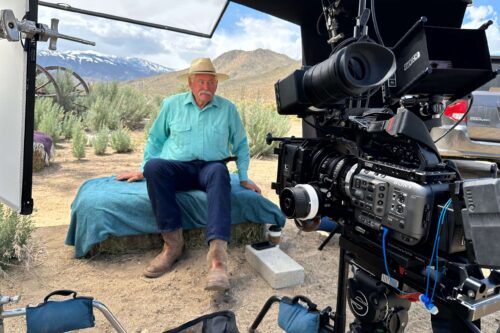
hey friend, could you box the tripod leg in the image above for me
[334,247,349,333]
[318,229,338,251]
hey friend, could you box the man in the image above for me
[116,58,260,291]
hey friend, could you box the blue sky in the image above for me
[38,1,500,69]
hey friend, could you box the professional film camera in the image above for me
[268,1,500,332]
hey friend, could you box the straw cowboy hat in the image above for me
[177,58,229,82]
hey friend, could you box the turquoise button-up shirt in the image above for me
[142,92,250,181]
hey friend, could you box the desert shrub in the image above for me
[86,81,120,106]
[35,99,64,141]
[71,122,86,159]
[61,113,81,139]
[237,100,291,158]
[92,127,109,155]
[110,127,132,153]
[34,98,50,129]
[0,203,34,270]
[51,70,87,113]
[85,82,155,131]
[143,95,163,139]
[85,96,121,132]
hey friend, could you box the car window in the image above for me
[477,61,500,92]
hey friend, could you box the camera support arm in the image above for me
[0,9,95,50]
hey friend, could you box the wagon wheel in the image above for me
[44,65,90,114]
[35,64,62,105]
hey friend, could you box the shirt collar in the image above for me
[183,92,219,109]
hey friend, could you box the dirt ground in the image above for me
[1,125,499,332]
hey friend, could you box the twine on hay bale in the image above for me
[88,222,266,256]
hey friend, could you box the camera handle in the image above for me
[353,3,370,39]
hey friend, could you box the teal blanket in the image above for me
[65,175,285,257]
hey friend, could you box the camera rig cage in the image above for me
[264,0,500,332]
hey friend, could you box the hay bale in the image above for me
[33,143,49,172]
[89,222,266,256]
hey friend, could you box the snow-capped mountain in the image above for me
[37,50,173,81]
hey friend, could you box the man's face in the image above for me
[189,73,218,107]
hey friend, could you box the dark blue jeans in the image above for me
[143,159,232,243]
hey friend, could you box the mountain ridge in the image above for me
[37,50,173,81]
[127,48,301,103]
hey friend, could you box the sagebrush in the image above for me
[61,113,82,139]
[110,127,133,153]
[71,122,86,159]
[237,99,290,158]
[92,127,110,155]
[143,95,163,139]
[85,95,121,132]
[85,82,155,131]
[0,203,34,271]
[35,98,64,141]
[52,69,87,113]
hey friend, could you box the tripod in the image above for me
[333,236,483,333]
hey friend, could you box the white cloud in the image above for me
[211,16,301,60]
[463,5,500,55]
[38,6,301,69]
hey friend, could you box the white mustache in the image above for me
[198,90,213,97]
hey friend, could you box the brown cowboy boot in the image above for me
[143,229,184,278]
[205,239,230,291]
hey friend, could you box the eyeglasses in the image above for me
[193,79,218,86]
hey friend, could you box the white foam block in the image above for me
[245,245,305,289]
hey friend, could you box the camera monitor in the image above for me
[0,0,36,214]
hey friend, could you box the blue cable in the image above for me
[430,199,452,302]
[421,198,452,311]
[425,199,450,296]
[382,198,452,313]
[381,227,409,295]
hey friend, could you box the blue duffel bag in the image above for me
[26,290,95,333]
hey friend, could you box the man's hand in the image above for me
[116,171,144,182]
[240,181,261,194]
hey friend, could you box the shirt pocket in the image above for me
[207,125,229,150]
[170,123,192,148]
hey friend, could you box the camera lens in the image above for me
[280,185,319,219]
[302,42,396,107]
[348,57,366,80]
[283,198,293,210]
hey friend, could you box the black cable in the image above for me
[433,95,474,144]
[316,10,325,36]
[370,0,385,46]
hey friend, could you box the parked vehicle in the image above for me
[431,56,500,165]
